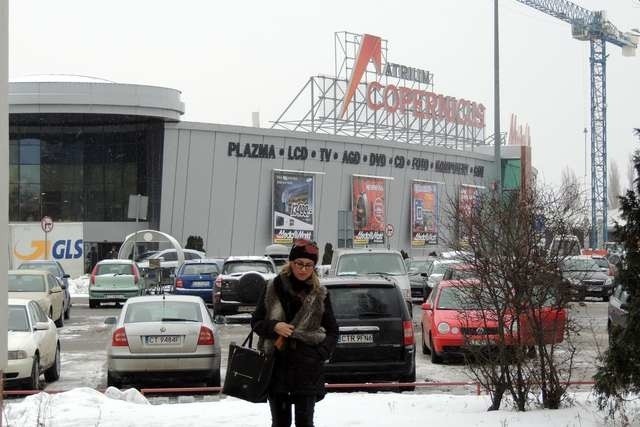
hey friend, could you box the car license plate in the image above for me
[468,338,492,346]
[237,306,254,313]
[110,295,125,300]
[338,334,373,344]
[146,335,180,345]
[588,286,601,292]
[191,281,211,288]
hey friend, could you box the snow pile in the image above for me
[67,274,89,296]
[4,389,636,427]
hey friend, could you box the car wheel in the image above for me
[429,335,442,364]
[107,371,122,388]
[44,344,61,382]
[55,310,64,328]
[64,303,70,320]
[206,370,221,388]
[89,300,98,309]
[421,326,430,355]
[27,354,41,390]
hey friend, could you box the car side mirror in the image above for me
[420,272,428,278]
[104,316,118,325]
[63,274,70,279]
[422,302,432,311]
[34,321,50,331]
[60,282,67,289]
[620,303,629,311]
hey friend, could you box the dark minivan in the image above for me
[172,258,224,304]
[322,276,416,389]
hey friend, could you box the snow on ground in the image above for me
[67,275,89,297]
[4,388,639,427]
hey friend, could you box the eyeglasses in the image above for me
[293,260,315,270]
[292,239,319,255]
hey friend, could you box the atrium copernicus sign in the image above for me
[227,141,484,178]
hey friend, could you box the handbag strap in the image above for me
[241,330,254,347]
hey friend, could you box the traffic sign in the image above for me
[385,223,394,237]
[41,216,54,233]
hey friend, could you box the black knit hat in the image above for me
[289,239,319,265]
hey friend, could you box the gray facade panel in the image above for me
[162,123,497,257]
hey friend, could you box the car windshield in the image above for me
[407,259,431,274]
[336,253,407,276]
[592,258,609,269]
[18,263,59,276]
[436,286,499,310]
[224,261,274,274]
[182,264,220,276]
[328,286,402,319]
[97,264,133,275]
[124,301,203,323]
[135,251,159,262]
[8,274,46,292]
[433,261,460,275]
[562,259,600,272]
[450,269,476,280]
[8,306,30,332]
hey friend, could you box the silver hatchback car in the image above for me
[106,295,221,388]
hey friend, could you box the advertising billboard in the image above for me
[9,222,84,277]
[272,172,314,244]
[352,176,385,246]
[458,185,483,247]
[411,181,438,247]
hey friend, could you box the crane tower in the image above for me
[515,0,637,248]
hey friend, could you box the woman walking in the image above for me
[252,239,338,427]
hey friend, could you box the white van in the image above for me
[549,235,581,257]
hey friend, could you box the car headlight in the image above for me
[567,278,581,285]
[605,278,613,286]
[437,322,451,334]
[8,350,28,360]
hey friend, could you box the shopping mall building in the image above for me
[8,32,531,270]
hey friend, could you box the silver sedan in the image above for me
[106,295,221,388]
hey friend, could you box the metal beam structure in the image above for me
[516,1,637,248]
[272,32,487,151]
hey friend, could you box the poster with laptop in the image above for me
[272,172,314,244]
[411,181,438,247]
[352,176,385,246]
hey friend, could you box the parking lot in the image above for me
[40,297,609,394]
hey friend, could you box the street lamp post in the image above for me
[494,0,502,197]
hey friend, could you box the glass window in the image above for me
[182,264,219,276]
[336,253,407,276]
[159,251,177,261]
[28,302,40,325]
[124,301,203,323]
[185,252,202,260]
[328,286,402,319]
[224,261,274,274]
[19,139,41,164]
[31,301,49,322]
[8,274,46,292]
[96,263,134,275]
[8,306,30,332]
[47,274,60,290]
[18,262,61,276]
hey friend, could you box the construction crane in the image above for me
[514,0,638,248]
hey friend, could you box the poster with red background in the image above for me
[411,181,438,247]
[352,176,385,245]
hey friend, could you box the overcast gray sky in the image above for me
[9,0,640,189]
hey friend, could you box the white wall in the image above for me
[1,0,8,371]
[160,122,497,258]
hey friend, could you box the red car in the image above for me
[421,280,566,364]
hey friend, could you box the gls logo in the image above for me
[14,239,84,261]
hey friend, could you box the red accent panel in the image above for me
[340,34,382,118]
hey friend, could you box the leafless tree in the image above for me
[609,160,621,210]
[441,185,581,411]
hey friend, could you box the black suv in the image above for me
[322,276,416,390]
[213,256,277,316]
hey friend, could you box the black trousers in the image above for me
[268,393,316,427]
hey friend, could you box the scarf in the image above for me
[258,274,327,355]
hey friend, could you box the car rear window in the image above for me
[8,274,46,292]
[18,263,59,276]
[337,253,406,276]
[97,264,134,275]
[182,264,220,276]
[328,286,402,319]
[224,261,274,274]
[8,306,29,332]
[124,301,203,323]
[592,258,609,269]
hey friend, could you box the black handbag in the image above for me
[222,330,275,403]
